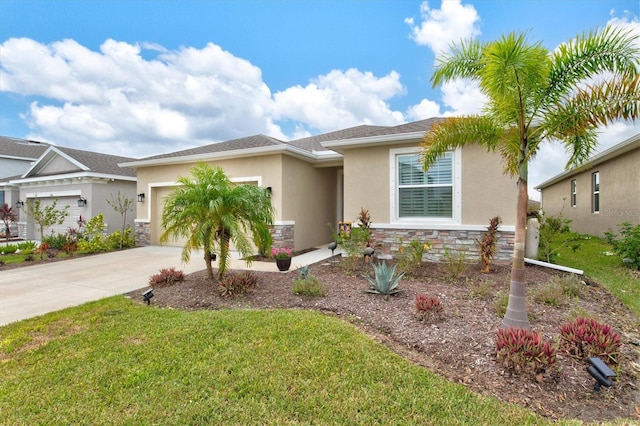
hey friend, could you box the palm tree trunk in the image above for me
[502,177,531,329]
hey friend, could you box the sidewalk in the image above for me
[0,245,338,326]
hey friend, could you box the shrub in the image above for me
[442,248,468,281]
[362,261,404,296]
[105,227,136,250]
[292,275,328,297]
[24,254,34,262]
[396,239,431,276]
[219,271,258,297]
[42,233,68,250]
[468,278,494,300]
[0,259,5,266]
[414,294,443,321]
[605,222,640,270]
[17,241,37,251]
[538,211,581,264]
[533,282,566,307]
[559,317,622,364]
[496,328,556,375]
[149,267,186,288]
[1,244,18,254]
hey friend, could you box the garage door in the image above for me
[152,186,188,247]
[30,196,82,241]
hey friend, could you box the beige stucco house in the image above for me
[1,142,137,240]
[536,133,640,236]
[122,118,518,262]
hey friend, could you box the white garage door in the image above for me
[30,197,82,241]
[152,186,189,247]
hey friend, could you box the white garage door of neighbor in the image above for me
[32,197,82,240]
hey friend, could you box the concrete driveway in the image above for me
[0,244,336,326]
[0,246,203,326]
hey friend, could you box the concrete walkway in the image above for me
[0,245,338,326]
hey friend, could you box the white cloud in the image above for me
[405,0,480,56]
[1,37,415,156]
[272,68,406,132]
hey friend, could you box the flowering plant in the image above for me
[271,247,293,260]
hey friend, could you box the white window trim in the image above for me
[389,147,461,225]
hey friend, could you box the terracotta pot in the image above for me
[276,258,291,271]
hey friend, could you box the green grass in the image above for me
[0,297,561,425]
[551,235,640,318]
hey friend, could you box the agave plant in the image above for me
[363,261,404,295]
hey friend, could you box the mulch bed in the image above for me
[129,257,636,423]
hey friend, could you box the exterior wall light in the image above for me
[137,193,145,202]
[15,200,24,209]
[78,197,87,207]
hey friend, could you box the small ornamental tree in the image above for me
[1,203,18,242]
[106,191,134,249]
[24,199,70,259]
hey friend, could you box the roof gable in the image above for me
[22,146,136,179]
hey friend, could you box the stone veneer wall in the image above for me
[270,223,295,250]
[135,221,151,246]
[369,227,515,264]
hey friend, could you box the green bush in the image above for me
[105,227,136,250]
[1,244,18,254]
[42,233,67,250]
[292,275,328,297]
[538,211,581,264]
[396,239,431,276]
[442,248,468,281]
[496,328,556,375]
[605,221,640,270]
[17,241,37,251]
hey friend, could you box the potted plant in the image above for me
[272,247,293,271]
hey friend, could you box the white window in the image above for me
[570,179,577,207]
[592,172,599,213]
[390,148,461,223]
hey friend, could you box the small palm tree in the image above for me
[422,26,639,329]
[160,163,274,280]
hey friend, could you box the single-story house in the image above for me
[121,118,517,262]
[1,140,138,240]
[536,133,640,236]
[0,137,50,206]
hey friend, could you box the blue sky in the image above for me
[1,0,639,193]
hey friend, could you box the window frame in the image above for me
[592,171,600,213]
[570,179,577,207]
[389,147,461,224]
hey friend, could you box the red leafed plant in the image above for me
[559,317,622,364]
[149,267,186,288]
[496,327,556,375]
[414,294,444,320]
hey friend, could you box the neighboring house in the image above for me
[121,118,517,262]
[0,137,50,206]
[536,133,640,236]
[1,141,137,240]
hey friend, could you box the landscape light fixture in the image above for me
[587,357,616,392]
[137,193,145,203]
[15,200,24,209]
[77,197,87,207]
[142,289,154,305]
[328,241,338,256]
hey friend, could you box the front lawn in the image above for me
[0,297,552,425]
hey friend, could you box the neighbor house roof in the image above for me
[535,132,640,189]
[0,136,50,160]
[288,125,387,152]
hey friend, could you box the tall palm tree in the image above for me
[422,26,640,329]
[160,163,274,280]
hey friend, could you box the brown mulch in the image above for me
[127,257,636,423]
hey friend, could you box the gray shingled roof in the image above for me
[0,136,50,159]
[287,125,387,151]
[344,118,445,138]
[51,146,137,177]
[139,134,286,161]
